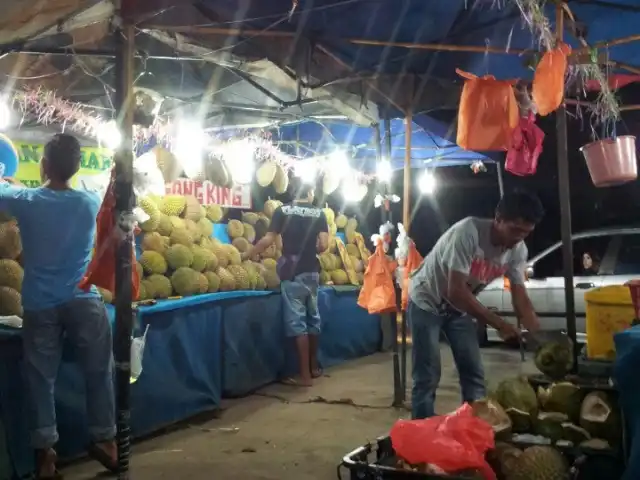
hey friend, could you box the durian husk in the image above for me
[256,161,277,187]
[152,146,181,183]
[272,164,289,194]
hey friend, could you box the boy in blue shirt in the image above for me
[0,134,116,478]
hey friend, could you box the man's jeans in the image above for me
[408,301,486,419]
[22,298,116,449]
[281,272,321,337]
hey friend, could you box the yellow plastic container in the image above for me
[584,285,635,360]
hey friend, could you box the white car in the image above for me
[476,227,640,345]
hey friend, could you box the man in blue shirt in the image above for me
[0,134,116,478]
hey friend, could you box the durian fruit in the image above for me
[262,269,280,290]
[141,232,166,254]
[254,217,269,241]
[346,217,358,231]
[217,267,236,291]
[256,161,277,187]
[242,212,259,225]
[322,207,335,225]
[471,398,512,441]
[98,287,113,304]
[182,195,204,222]
[137,282,148,301]
[210,241,229,268]
[534,336,574,380]
[197,218,213,238]
[346,244,360,258]
[272,164,289,194]
[204,271,220,293]
[227,219,244,239]
[170,216,186,231]
[255,275,267,290]
[319,271,331,285]
[0,259,23,291]
[262,258,277,271]
[191,245,215,273]
[206,156,231,187]
[169,227,193,247]
[206,204,224,223]
[504,445,569,480]
[184,219,202,243]
[197,273,209,294]
[330,269,348,285]
[537,382,583,423]
[262,244,277,259]
[0,221,22,259]
[345,228,357,245]
[579,391,621,445]
[146,274,172,299]
[487,442,522,480]
[532,411,569,442]
[225,245,242,266]
[329,223,337,236]
[153,146,181,183]
[242,223,256,243]
[263,199,281,218]
[165,244,194,269]
[335,214,348,229]
[232,237,251,253]
[141,279,156,299]
[0,286,22,316]
[138,197,161,232]
[161,195,187,216]
[139,251,168,275]
[157,214,173,237]
[170,267,199,296]
[352,257,364,274]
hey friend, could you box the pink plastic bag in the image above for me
[390,404,496,480]
[505,113,545,176]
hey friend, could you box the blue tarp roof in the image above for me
[274,115,495,172]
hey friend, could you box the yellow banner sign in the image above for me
[13,142,113,188]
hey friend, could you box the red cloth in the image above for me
[78,170,140,299]
[505,113,545,177]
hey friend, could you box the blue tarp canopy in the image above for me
[274,117,494,172]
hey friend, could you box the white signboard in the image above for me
[166,179,252,209]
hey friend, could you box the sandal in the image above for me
[311,368,323,379]
[281,377,312,387]
[35,449,63,480]
[87,443,118,474]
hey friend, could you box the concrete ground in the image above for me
[63,346,537,480]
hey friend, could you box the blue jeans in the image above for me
[281,273,321,337]
[409,301,486,419]
[22,298,116,449]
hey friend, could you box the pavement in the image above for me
[62,345,537,480]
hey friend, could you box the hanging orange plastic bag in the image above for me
[456,69,519,151]
[390,404,496,479]
[401,241,423,311]
[532,42,571,116]
[358,240,396,314]
[78,170,141,300]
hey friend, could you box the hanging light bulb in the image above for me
[97,120,122,150]
[221,139,256,185]
[0,103,11,131]
[419,171,437,195]
[377,159,392,183]
[294,159,317,184]
[328,150,349,178]
[173,120,207,179]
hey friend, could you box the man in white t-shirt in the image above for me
[408,191,543,419]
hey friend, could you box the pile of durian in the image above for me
[0,217,24,316]
[101,195,283,303]
[318,209,371,287]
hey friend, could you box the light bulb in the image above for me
[377,159,392,183]
[0,103,11,131]
[222,139,256,185]
[97,120,121,150]
[174,120,206,179]
[419,171,437,195]
[295,160,317,184]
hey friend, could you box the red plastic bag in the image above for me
[78,170,141,300]
[358,240,396,314]
[401,241,423,311]
[532,42,571,116]
[456,69,519,152]
[390,404,497,479]
[505,113,545,176]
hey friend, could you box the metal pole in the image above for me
[400,112,412,402]
[113,7,136,478]
[555,4,578,371]
[496,161,505,198]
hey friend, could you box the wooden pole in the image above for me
[402,114,412,231]
[555,3,578,372]
[114,1,136,478]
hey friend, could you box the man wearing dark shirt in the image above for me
[243,184,329,386]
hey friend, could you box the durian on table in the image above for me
[103,194,285,304]
[0,217,24,317]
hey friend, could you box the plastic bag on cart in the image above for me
[390,403,497,480]
[358,239,396,314]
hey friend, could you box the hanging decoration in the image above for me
[572,58,620,128]
[505,113,545,176]
[470,161,487,174]
[371,221,395,254]
[456,70,519,152]
[374,193,401,211]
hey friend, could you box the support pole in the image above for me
[555,4,578,370]
[496,161,505,198]
[113,6,136,479]
[400,111,412,402]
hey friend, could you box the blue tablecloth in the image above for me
[223,287,382,397]
[615,327,640,480]
[0,288,381,477]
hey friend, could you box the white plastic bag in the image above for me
[130,324,150,384]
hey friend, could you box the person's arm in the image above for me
[507,245,540,332]
[443,227,517,337]
[242,207,283,260]
[316,211,329,253]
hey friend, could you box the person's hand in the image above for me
[3,177,24,187]
[496,319,521,342]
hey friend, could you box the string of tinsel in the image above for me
[512,0,555,51]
